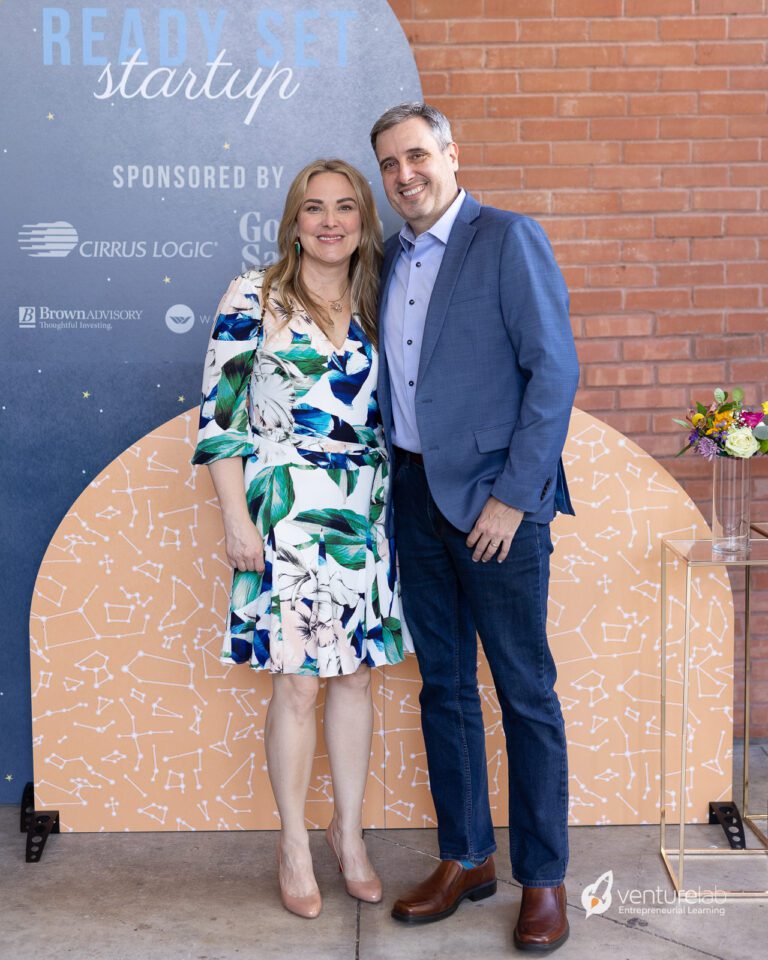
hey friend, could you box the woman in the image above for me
[192,159,410,919]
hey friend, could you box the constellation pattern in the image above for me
[29,409,733,831]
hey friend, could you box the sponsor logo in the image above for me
[165,304,195,334]
[18,222,217,259]
[18,306,143,333]
[18,221,79,258]
[582,871,613,918]
[19,306,36,328]
[240,210,280,268]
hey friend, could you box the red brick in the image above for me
[556,0,620,14]
[591,118,659,140]
[585,365,655,387]
[586,218,654,239]
[726,313,768,334]
[657,362,727,384]
[553,241,621,264]
[521,119,591,141]
[726,215,768,236]
[626,0,694,13]
[621,191,688,212]
[524,167,591,189]
[416,47,484,70]
[692,238,759,260]
[388,0,412,16]
[619,387,690,409]
[576,340,621,363]
[448,21,517,43]
[625,142,690,163]
[451,72,518,95]
[484,190,551,213]
[400,21,448,44]
[584,315,654,338]
[552,191,620,214]
[731,166,768,186]
[599,412,653,433]
[627,45,696,67]
[728,16,768,38]
[574,388,618,411]
[415,0,483,15]
[652,411,695,433]
[421,73,448,95]
[626,289,691,311]
[726,263,768,284]
[731,360,768,380]
[520,70,590,93]
[701,93,768,115]
[590,20,657,42]
[634,433,690,457]
[659,17,727,41]
[693,287,760,308]
[656,216,723,237]
[693,189,759,211]
[659,117,728,139]
[454,118,519,141]
[519,19,589,43]
[658,264,725,286]
[486,47,555,69]
[695,336,761,359]
[558,95,627,117]
[485,143,551,165]
[630,94,698,115]
[588,265,655,287]
[622,239,690,262]
[592,70,659,92]
[569,289,623,313]
[487,96,556,118]
[731,116,768,138]
[660,69,729,90]
[730,68,768,90]
[594,166,661,189]
[656,314,724,335]
[486,0,554,14]
[557,45,623,67]
[698,42,766,65]
[460,168,523,191]
[663,165,728,187]
[429,96,486,120]
[698,0,763,12]
[552,142,622,164]
[624,339,692,361]
[693,141,760,162]
[538,219,586,240]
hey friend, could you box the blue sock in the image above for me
[459,857,487,870]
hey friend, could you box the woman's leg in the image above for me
[324,665,378,881]
[265,673,321,896]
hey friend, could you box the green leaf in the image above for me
[732,387,744,403]
[760,439,768,454]
[675,443,693,458]
[277,345,328,379]
[230,570,263,609]
[718,401,738,412]
[215,352,254,431]
[382,617,404,662]
[714,388,726,403]
[754,422,768,440]
[192,433,252,464]
[246,465,296,530]
[293,508,369,539]
[347,469,359,498]
[672,418,690,427]
[696,402,708,415]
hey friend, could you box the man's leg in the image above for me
[393,454,496,863]
[445,519,569,888]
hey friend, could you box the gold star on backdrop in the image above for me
[163,276,171,284]
[47,112,55,120]
[223,142,230,150]
[5,774,13,782]
[82,391,91,399]
[177,395,185,403]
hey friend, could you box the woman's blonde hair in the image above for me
[262,159,383,347]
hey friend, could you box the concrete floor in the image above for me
[2,801,767,960]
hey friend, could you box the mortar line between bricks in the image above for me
[368,832,729,959]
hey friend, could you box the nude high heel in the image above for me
[325,824,383,904]
[277,847,322,919]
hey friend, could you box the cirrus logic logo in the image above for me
[165,304,195,334]
[18,221,79,257]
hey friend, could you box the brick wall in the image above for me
[388,0,768,734]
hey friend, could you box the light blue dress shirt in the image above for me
[382,189,466,453]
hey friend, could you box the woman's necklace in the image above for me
[311,280,350,313]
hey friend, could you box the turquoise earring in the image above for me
[294,240,301,257]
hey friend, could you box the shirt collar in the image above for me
[398,188,466,252]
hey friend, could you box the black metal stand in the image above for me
[708,801,747,850]
[20,781,60,862]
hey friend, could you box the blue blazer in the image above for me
[377,192,579,535]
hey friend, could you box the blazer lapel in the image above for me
[376,237,401,439]
[417,216,477,382]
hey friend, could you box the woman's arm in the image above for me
[208,458,264,573]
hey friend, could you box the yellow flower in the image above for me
[762,401,768,415]
[692,413,704,426]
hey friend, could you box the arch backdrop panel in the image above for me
[29,408,733,830]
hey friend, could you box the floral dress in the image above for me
[192,268,411,676]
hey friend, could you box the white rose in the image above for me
[725,426,760,459]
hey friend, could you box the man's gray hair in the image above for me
[370,102,454,153]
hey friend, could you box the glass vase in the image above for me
[711,455,751,559]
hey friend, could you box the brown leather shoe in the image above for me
[391,857,497,924]
[513,884,569,953]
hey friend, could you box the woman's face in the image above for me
[295,172,362,269]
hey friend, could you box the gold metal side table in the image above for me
[660,537,768,899]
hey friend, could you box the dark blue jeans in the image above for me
[393,453,569,887]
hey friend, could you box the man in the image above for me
[370,102,579,953]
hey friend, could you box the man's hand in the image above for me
[223,517,265,573]
[466,496,524,563]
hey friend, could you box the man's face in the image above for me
[374,117,459,235]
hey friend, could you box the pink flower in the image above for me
[741,411,764,429]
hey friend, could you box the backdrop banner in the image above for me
[0,0,421,801]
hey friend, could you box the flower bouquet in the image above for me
[674,388,768,558]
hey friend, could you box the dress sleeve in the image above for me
[191,270,265,465]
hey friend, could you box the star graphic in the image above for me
[82,390,91,399]
[4,774,13,782]
[163,275,172,284]
[47,112,55,120]
[223,142,231,150]
[177,395,185,403]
